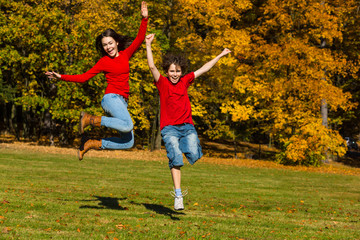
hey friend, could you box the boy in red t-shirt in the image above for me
[145,33,231,210]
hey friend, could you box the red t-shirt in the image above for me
[60,18,148,99]
[155,72,195,130]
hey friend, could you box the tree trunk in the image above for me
[154,111,162,150]
[150,106,162,151]
[321,99,328,128]
[320,15,329,161]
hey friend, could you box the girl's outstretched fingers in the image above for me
[45,71,61,79]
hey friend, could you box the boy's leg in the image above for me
[161,126,184,169]
[171,166,181,190]
[171,166,183,196]
[179,124,203,164]
[171,166,184,210]
[161,126,185,210]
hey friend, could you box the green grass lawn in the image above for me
[0,147,359,239]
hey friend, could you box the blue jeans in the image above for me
[161,123,203,169]
[100,93,134,150]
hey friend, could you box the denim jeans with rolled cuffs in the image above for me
[100,93,134,150]
[161,123,203,169]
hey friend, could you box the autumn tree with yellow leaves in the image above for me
[221,0,357,165]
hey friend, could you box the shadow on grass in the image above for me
[80,196,128,210]
[79,196,185,220]
[142,203,185,221]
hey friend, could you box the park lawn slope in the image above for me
[0,146,359,239]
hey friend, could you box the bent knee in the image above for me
[115,120,133,133]
[128,138,134,148]
[123,122,133,132]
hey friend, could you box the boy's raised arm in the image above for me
[194,48,231,78]
[145,34,161,82]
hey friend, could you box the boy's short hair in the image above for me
[162,53,188,73]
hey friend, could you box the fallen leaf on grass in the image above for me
[287,209,297,213]
[116,224,124,230]
[77,228,81,232]
[202,233,211,238]
[2,227,11,233]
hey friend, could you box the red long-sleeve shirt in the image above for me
[60,18,148,99]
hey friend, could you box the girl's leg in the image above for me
[100,94,134,150]
[101,94,133,132]
[101,131,134,150]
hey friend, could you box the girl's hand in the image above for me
[141,1,148,18]
[45,71,61,79]
[145,33,155,45]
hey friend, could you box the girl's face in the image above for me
[101,36,119,58]
[167,64,182,84]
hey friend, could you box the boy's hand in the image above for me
[146,33,155,45]
[141,1,148,18]
[219,48,231,57]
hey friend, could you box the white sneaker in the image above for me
[174,196,184,210]
[170,189,188,211]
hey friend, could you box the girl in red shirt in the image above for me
[46,2,148,160]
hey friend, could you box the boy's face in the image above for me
[167,64,182,84]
